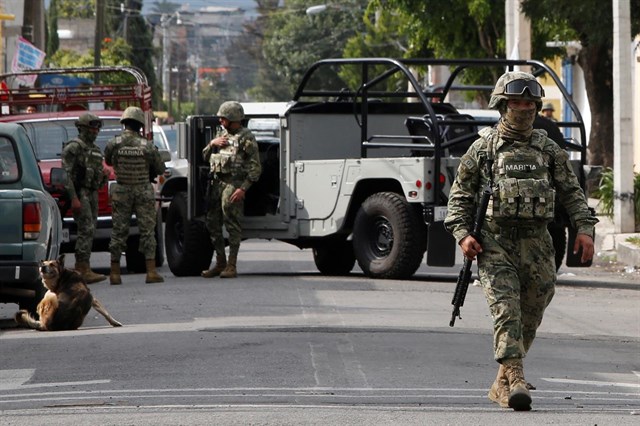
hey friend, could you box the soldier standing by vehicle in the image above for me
[444,72,597,411]
[61,113,109,284]
[104,107,166,285]
[201,101,261,279]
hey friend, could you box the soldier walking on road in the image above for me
[61,113,109,284]
[201,101,261,279]
[444,72,597,411]
[104,107,166,285]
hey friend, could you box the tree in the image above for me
[521,0,640,167]
[57,0,94,18]
[257,0,369,100]
[46,37,134,85]
[228,0,280,102]
[108,0,160,106]
[369,0,640,167]
[46,0,60,57]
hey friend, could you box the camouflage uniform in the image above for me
[61,113,107,283]
[202,101,261,278]
[104,128,165,264]
[445,71,597,411]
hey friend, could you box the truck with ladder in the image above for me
[161,58,593,279]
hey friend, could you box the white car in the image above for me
[155,124,188,217]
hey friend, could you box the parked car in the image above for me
[0,123,64,314]
[1,112,170,272]
[157,124,187,218]
[0,66,171,273]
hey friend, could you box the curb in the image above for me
[617,240,640,268]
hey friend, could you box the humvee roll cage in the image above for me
[292,57,588,198]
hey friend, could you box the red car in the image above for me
[0,67,170,272]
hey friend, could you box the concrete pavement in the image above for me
[555,199,640,288]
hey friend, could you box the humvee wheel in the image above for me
[353,192,425,279]
[165,192,213,276]
[313,240,355,275]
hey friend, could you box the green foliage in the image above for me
[46,0,60,57]
[46,38,134,84]
[108,1,160,107]
[57,0,94,19]
[257,0,369,100]
[593,168,640,228]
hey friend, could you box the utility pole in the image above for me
[94,0,105,74]
[612,0,634,232]
[505,0,531,68]
[0,9,15,74]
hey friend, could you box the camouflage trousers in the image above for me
[204,179,244,258]
[477,222,556,362]
[72,188,99,263]
[109,183,157,261]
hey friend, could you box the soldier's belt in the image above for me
[486,221,547,239]
[211,173,241,184]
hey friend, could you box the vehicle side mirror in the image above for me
[49,167,67,189]
[159,149,172,163]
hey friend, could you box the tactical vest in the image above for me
[209,128,251,177]
[484,129,556,223]
[112,136,150,185]
[67,138,105,191]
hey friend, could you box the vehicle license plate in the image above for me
[434,206,448,222]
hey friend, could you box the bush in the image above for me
[593,168,640,230]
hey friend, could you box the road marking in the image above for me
[0,369,109,391]
[542,377,640,389]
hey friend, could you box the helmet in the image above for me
[541,102,554,111]
[120,106,145,125]
[75,113,102,129]
[489,71,545,110]
[216,101,244,122]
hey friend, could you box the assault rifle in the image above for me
[449,184,492,326]
[449,138,495,327]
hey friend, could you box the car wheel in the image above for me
[18,280,46,316]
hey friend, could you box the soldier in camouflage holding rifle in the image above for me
[201,101,261,279]
[104,107,166,285]
[61,113,109,284]
[445,72,597,411]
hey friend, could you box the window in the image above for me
[0,137,19,182]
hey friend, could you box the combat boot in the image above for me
[219,255,237,278]
[488,363,510,408]
[201,255,227,278]
[503,358,532,411]
[75,261,106,284]
[110,262,122,285]
[145,259,164,283]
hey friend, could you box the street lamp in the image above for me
[306,5,330,15]
[161,11,182,105]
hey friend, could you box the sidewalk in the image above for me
[555,199,640,288]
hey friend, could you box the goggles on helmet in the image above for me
[503,79,545,98]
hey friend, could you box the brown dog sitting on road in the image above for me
[15,255,122,331]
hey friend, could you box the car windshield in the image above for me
[18,119,168,160]
[161,125,177,153]
[20,118,122,160]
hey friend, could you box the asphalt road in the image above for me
[0,240,638,425]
